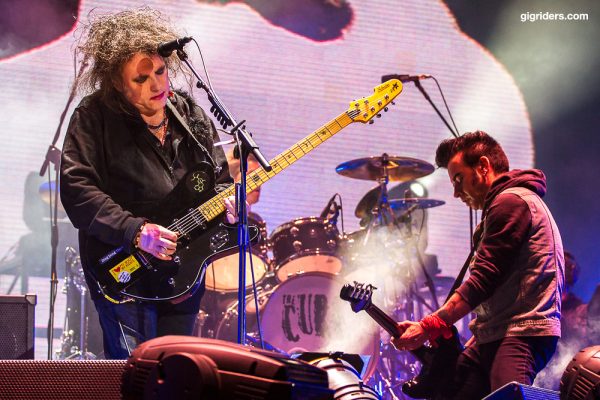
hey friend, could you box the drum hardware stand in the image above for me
[57,247,97,360]
[373,367,401,400]
[368,199,441,400]
[401,204,439,311]
[341,154,425,397]
[360,154,405,246]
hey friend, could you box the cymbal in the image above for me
[355,185,444,218]
[39,181,64,211]
[335,155,434,181]
[355,186,384,218]
[388,198,445,210]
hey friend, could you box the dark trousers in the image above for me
[445,335,558,399]
[93,285,205,359]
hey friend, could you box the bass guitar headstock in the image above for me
[346,79,403,124]
[340,281,376,313]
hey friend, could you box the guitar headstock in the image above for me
[340,281,376,313]
[347,79,403,123]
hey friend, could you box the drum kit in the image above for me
[43,152,446,396]
[198,153,447,393]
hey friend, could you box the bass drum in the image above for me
[215,273,380,379]
[270,217,342,282]
[205,212,271,292]
[212,288,272,342]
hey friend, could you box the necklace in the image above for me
[147,116,167,130]
[147,110,169,145]
[157,118,169,145]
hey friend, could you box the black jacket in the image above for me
[60,91,231,298]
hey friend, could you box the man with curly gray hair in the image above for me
[60,8,236,359]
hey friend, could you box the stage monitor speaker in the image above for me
[0,294,36,359]
[0,360,126,400]
[483,381,559,400]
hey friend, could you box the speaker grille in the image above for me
[0,294,35,359]
[0,360,126,400]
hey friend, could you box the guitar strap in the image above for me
[166,98,218,169]
[443,221,484,304]
[443,248,475,304]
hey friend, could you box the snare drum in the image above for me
[212,273,380,379]
[270,217,342,281]
[205,212,270,292]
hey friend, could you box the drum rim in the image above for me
[273,249,341,273]
[269,216,332,237]
[204,252,271,292]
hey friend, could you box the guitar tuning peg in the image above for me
[376,114,381,118]
[391,101,396,105]
[369,120,375,124]
[384,107,388,112]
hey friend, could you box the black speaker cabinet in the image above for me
[0,360,126,400]
[483,381,559,400]
[0,294,36,359]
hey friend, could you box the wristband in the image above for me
[134,222,147,250]
[419,314,453,341]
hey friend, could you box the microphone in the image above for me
[319,194,338,219]
[381,74,432,83]
[157,37,193,57]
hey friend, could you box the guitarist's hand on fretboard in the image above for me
[223,195,251,224]
[391,320,429,351]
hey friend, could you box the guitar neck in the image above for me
[364,302,399,338]
[364,302,429,362]
[197,111,354,222]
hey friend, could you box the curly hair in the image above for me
[74,7,182,111]
[435,130,510,173]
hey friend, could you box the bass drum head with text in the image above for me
[205,212,270,292]
[261,273,380,379]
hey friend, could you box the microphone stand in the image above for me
[410,81,475,255]
[38,69,80,359]
[174,48,272,345]
[40,149,61,360]
[385,78,467,311]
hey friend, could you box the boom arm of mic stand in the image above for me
[176,49,272,172]
[413,80,459,138]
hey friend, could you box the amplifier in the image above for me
[0,294,36,359]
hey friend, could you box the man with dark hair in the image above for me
[393,131,564,398]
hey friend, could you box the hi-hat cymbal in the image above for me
[388,198,445,210]
[335,155,434,181]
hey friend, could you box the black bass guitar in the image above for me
[340,282,463,399]
[88,79,404,303]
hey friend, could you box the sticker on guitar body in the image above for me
[109,256,141,283]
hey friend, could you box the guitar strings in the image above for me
[160,110,360,238]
